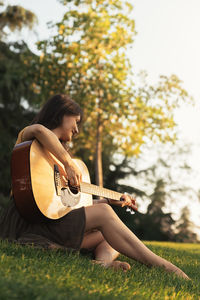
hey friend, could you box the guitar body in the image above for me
[11,140,93,223]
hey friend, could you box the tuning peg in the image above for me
[130,209,135,215]
[126,207,131,212]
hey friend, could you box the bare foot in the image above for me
[48,242,65,250]
[165,263,190,280]
[92,260,131,272]
[173,268,190,280]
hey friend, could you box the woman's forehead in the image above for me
[63,114,80,121]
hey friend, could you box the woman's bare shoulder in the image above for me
[17,124,45,143]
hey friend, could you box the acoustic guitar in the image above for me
[11,140,137,223]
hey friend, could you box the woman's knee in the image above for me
[96,203,114,214]
[81,230,104,250]
[95,203,116,223]
[86,203,114,217]
[84,203,115,231]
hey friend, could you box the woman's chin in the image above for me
[67,135,72,142]
[60,136,71,143]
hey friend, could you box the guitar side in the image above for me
[11,141,46,222]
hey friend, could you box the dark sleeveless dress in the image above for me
[0,128,86,250]
[0,199,86,250]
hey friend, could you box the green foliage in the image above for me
[0,240,199,299]
[0,41,37,198]
[0,1,37,40]
[29,0,192,164]
[29,0,135,156]
[0,2,38,200]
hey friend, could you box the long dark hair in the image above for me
[31,94,83,130]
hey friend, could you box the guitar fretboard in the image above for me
[80,182,122,201]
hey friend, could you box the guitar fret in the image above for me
[80,182,122,201]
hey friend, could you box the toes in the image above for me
[108,260,131,272]
[91,260,131,272]
[91,260,104,265]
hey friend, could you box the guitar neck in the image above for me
[80,182,122,201]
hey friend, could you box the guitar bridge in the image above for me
[54,164,61,196]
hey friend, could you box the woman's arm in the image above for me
[93,198,109,205]
[93,198,123,205]
[93,195,137,210]
[21,124,82,186]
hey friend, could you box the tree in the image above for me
[143,179,176,241]
[0,0,37,40]
[0,1,37,204]
[28,0,191,186]
[105,141,199,241]
[106,159,178,241]
[175,207,198,243]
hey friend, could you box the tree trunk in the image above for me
[95,114,103,187]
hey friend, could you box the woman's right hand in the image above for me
[64,161,82,187]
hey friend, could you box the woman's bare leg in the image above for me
[81,230,131,271]
[84,204,189,279]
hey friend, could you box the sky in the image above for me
[131,0,200,141]
[5,0,200,234]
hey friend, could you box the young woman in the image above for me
[0,94,189,279]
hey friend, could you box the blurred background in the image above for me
[0,0,200,242]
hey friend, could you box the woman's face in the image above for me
[54,114,81,142]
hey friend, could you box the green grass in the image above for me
[0,240,199,300]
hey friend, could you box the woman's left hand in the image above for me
[107,194,137,211]
[120,194,137,211]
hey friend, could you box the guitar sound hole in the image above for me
[69,186,79,194]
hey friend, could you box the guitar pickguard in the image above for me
[61,187,81,207]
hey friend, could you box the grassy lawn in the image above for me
[0,240,199,300]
